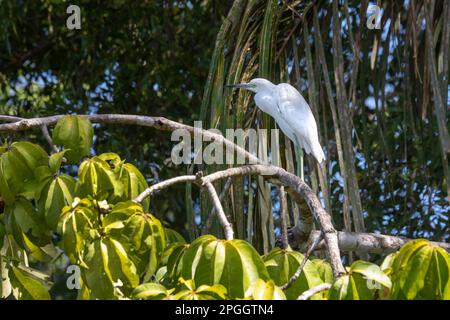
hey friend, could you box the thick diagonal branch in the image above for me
[292,230,450,254]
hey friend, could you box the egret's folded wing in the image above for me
[275,83,320,156]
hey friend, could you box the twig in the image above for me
[40,125,58,153]
[0,115,58,153]
[201,177,233,235]
[0,115,23,122]
[282,232,324,290]
[297,283,331,300]
[133,175,196,203]
[204,181,234,240]
[133,174,235,240]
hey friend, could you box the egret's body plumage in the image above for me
[232,78,325,163]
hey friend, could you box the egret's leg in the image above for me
[294,137,304,181]
[298,147,304,181]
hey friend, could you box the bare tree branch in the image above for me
[40,125,58,153]
[0,114,263,163]
[292,230,450,254]
[282,232,324,290]
[204,181,234,240]
[1,115,58,153]
[297,283,331,300]
[133,175,196,203]
[0,115,23,122]
[201,177,233,235]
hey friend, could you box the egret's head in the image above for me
[228,78,275,93]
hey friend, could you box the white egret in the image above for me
[229,78,325,164]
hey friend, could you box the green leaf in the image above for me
[245,279,286,300]
[104,238,139,294]
[105,201,166,281]
[22,233,58,262]
[258,0,277,77]
[83,237,139,299]
[9,266,50,300]
[165,228,186,245]
[328,274,349,300]
[0,219,5,248]
[120,163,149,211]
[389,239,450,299]
[57,198,99,263]
[48,149,69,173]
[0,142,48,203]
[76,156,124,201]
[97,152,124,169]
[310,258,334,284]
[162,242,189,285]
[131,283,173,300]
[97,153,149,210]
[52,115,93,164]
[350,260,391,289]
[263,248,324,300]
[175,235,269,299]
[4,197,50,248]
[380,252,396,274]
[0,158,15,204]
[172,278,228,300]
[38,173,75,230]
[82,238,115,299]
[328,260,390,300]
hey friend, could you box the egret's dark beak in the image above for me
[226,83,252,89]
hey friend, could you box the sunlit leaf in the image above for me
[388,239,450,299]
[9,266,50,300]
[263,248,324,300]
[48,149,69,173]
[97,153,149,209]
[82,238,115,299]
[76,156,124,201]
[52,115,93,164]
[245,278,286,300]
[173,235,269,299]
[104,201,166,281]
[0,142,48,203]
[328,260,391,300]
[57,198,99,263]
[172,278,227,300]
[83,237,139,299]
[37,173,75,230]
[131,283,174,300]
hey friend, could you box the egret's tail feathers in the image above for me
[311,143,325,164]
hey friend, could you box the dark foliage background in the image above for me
[0,0,231,236]
[1,0,449,252]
